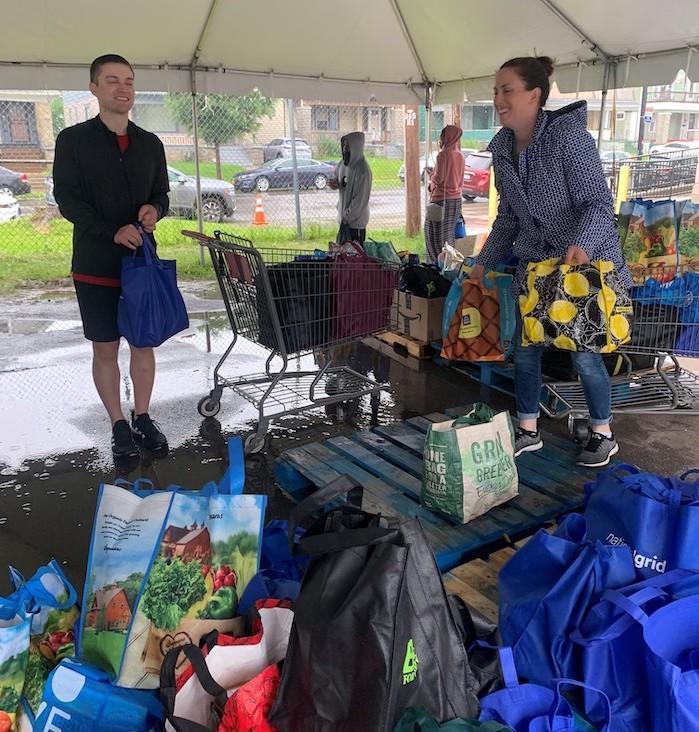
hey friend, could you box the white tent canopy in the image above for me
[2,0,699,102]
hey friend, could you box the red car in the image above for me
[462,152,492,201]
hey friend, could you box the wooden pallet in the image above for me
[376,330,434,359]
[274,405,595,573]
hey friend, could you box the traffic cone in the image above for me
[252,193,268,226]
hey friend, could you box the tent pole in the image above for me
[287,98,303,240]
[597,62,611,152]
[191,68,205,265]
[423,84,433,219]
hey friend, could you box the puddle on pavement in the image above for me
[0,334,494,598]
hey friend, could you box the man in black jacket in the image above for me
[53,54,170,459]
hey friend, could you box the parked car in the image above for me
[46,167,237,223]
[167,166,236,222]
[262,138,313,162]
[0,191,20,222]
[600,150,632,163]
[649,141,699,157]
[398,155,437,183]
[0,165,31,196]
[233,158,336,192]
[462,152,492,200]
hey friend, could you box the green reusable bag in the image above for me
[422,403,518,524]
[393,707,511,731]
[363,238,402,265]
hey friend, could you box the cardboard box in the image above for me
[394,290,445,343]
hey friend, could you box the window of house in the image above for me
[0,101,38,145]
[312,105,339,131]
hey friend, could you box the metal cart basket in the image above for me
[543,263,699,439]
[183,230,399,453]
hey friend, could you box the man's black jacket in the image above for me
[53,116,169,280]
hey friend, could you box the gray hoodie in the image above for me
[336,131,372,228]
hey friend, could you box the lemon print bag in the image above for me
[519,258,633,353]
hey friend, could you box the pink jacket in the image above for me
[429,125,464,201]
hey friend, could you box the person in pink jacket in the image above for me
[425,125,465,263]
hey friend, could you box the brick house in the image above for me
[161,522,211,562]
[86,587,132,632]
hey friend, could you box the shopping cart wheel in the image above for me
[197,395,221,418]
[568,416,589,444]
[244,432,267,455]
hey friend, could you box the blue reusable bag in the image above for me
[584,463,699,578]
[606,590,699,731]
[33,658,163,732]
[479,647,611,731]
[79,437,267,687]
[117,229,189,347]
[499,514,636,686]
[237,520,309,614]
[570,568,699,732]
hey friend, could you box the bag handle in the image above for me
[495,647,520,689]
[9,564,78,611]
[550,679,612,729]
[298,512,399,556]
[160,643,228,732]
[287,474,363,550]
[134,227,160,266]
[602,588,651,626]
[217,437,245,495]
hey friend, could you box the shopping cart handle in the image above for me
[181,229,213,243]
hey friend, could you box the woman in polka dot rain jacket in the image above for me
[469,55,631,468]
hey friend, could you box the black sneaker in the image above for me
[576,432,619,468]
[131,412,168,453]
[112,419,139,459]
[514,428,544,457]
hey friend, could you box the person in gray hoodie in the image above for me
[335,131,372,244]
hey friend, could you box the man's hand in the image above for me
[564,245,590,265]
[114,224,143,250]
[138,204,158,233]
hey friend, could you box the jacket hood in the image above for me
[441,125,463,148]
[488,101,588,157]
[341,131,366,166]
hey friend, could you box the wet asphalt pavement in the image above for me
[1,283,698,597]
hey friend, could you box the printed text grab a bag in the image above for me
[79,437,266,688]
[422,404,518,524]
[118,230,189,347]
[520,259,632,353]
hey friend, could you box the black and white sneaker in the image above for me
[112,419,139,459]
[131,412,168,453]
[576,432,619,468]
[514,428,544,457]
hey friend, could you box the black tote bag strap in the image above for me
[299,516,400,555]
[287,474,364,550]
[160,643,228,732]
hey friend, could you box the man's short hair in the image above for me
[90,54,134,84]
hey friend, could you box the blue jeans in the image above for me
[514,325,612,426]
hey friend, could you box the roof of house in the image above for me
[177,526,210,546]
[92,587,127,611]
[163,525,189,543]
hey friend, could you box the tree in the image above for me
[166,91,276,179]
[50,96,65,139]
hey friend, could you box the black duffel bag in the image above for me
[257,261,333,353]
[400,262,452,298]
[269,476,480,731]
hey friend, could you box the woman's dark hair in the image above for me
[500,56,554,106]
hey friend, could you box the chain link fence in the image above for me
[0,90,497,297]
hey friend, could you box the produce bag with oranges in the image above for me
[519,258,633,353]
[79,437,266,689]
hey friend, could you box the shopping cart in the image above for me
[183,230,399,453]
[543,263,699,440]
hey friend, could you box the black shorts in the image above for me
[74,280,122,342]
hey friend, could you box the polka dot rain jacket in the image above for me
[476,100,630,293]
